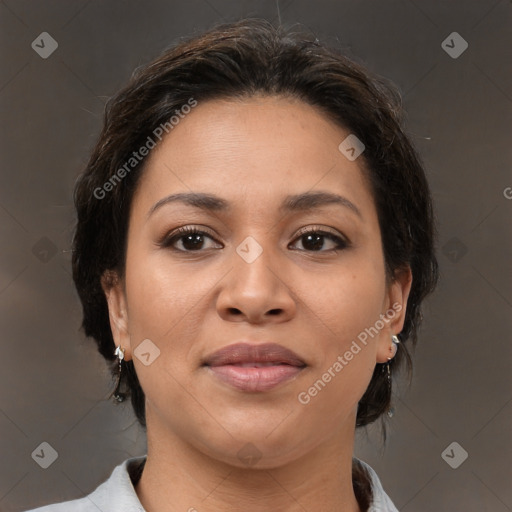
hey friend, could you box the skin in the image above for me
[102,95,412,512]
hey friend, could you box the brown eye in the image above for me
[160,226,222,252]
[159,226,349,254]
[290,228,349,252]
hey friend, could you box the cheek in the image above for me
[295,270,382,426]
[305,254,386,347]
[123,251,219,398]
[294,253,385,407]
[123,255,201,410]
[124,248,206,340]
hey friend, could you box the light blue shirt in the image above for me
[24,455,399,512]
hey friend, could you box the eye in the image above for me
[289,226,349,253]
[158,225,349,254]
[158,226,222,252]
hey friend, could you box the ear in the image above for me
[376,266,413,364]
[101,269,132,360]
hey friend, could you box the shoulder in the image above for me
[355,458,399,512]
[23,455,147,512]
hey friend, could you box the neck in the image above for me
[135,407,362,512]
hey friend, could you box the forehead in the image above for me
[130,95,376,221]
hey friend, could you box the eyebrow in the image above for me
[146,190,362,220]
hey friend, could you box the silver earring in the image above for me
[111,345,126,402]
[385,335,400,417]
[386,335,401,386]
[387,335,399,362]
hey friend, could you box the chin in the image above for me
[194,421,321,470]
[207,439,311,470]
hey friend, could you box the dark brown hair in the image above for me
[71,17,438,509]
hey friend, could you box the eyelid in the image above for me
[156,225,219,247]
[293,224,348,243]
[159,224,347,243]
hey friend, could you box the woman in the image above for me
[27,18,438,512]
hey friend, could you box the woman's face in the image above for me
[104,95,411,468]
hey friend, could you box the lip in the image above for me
[203,342,306,392]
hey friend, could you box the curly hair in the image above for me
[72,16,438,461]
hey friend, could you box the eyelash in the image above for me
[158,225,349,254]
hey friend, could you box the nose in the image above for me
[216,240,296,324]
